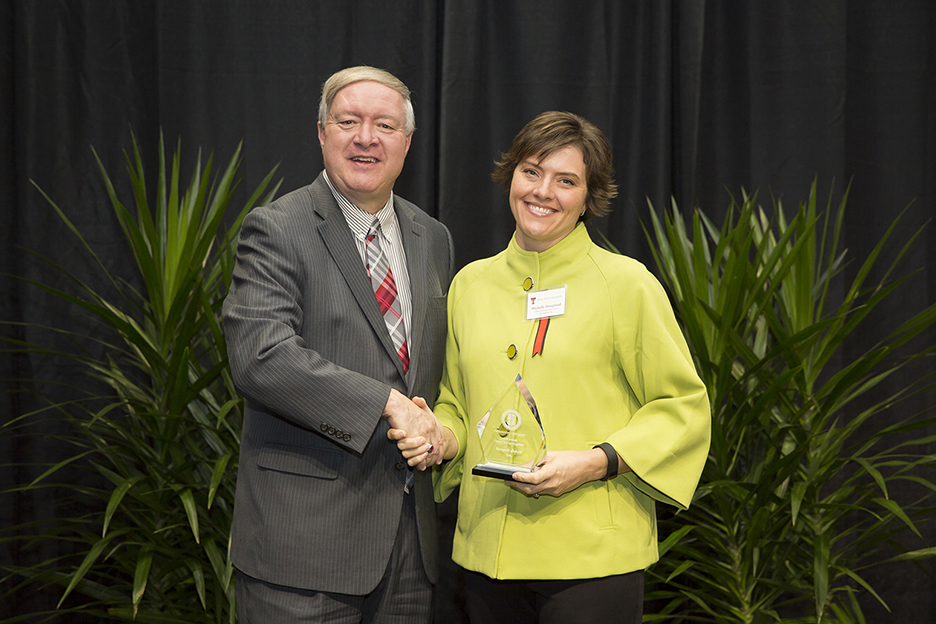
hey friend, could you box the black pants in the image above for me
[464,568,644,624]
[235,494,431,624]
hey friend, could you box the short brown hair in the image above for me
[492,111,617,221]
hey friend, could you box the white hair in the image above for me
[318,66,415,134]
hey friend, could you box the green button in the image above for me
[507,344,518,359]
[522,277,534,291]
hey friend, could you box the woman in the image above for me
[395,111,710,623]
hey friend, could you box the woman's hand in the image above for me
[509,448,625,498]
[387,396,458,470]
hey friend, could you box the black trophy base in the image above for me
[472,462,534,482]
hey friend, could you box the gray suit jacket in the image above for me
[222,172,453,593]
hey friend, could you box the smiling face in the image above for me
[509,145,588,252]
[317,80,413,214]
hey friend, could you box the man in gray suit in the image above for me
[223,66,453,623]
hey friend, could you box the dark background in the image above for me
[2,1,935,621]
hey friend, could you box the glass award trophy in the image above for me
[471,374,547,481]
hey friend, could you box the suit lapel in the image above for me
[397,202,427,392]
[311,176,407,380]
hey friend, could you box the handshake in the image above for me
[382,388,456,471]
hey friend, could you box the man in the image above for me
[223,66,452,623]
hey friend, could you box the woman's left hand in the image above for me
[508,449,607,498]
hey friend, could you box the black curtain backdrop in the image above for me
[2,1,935,621]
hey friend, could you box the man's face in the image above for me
[318,80,413,214]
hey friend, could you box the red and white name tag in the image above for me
[525,286,567,321]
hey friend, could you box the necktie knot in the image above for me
[367,219,381,242]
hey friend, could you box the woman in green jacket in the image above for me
[393,111,711,623]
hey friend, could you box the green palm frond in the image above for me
[3,131,280,622]
[639,180,936,623]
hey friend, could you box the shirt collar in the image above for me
[323,170,396,242]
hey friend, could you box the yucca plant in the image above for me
[1,133,280,622]
[635,181,936,622]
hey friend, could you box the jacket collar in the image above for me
[310,172,426,386]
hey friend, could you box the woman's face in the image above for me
[509,145,588,253]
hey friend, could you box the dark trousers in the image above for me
[464,567,644,624]
[235,494,431,624]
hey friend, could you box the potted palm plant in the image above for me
[2,133,280,622]
[636,182,936,622]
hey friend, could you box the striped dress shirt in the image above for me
[323,171,413,356]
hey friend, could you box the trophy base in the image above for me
[472,462,534,482]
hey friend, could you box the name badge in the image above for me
[525,286,567,321]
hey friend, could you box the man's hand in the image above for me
[388,395,459,471]
[383,390,445,469]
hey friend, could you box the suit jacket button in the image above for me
[395,461,406,471]
[328,427,336,435]
[344,433,352,441]
[320,422,328,432]
[335,429,343,438]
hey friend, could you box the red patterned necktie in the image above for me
[365,220,409,373]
